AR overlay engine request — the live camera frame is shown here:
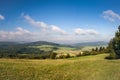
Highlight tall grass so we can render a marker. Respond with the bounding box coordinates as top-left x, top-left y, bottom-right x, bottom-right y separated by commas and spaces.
0, 54, 120, 80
